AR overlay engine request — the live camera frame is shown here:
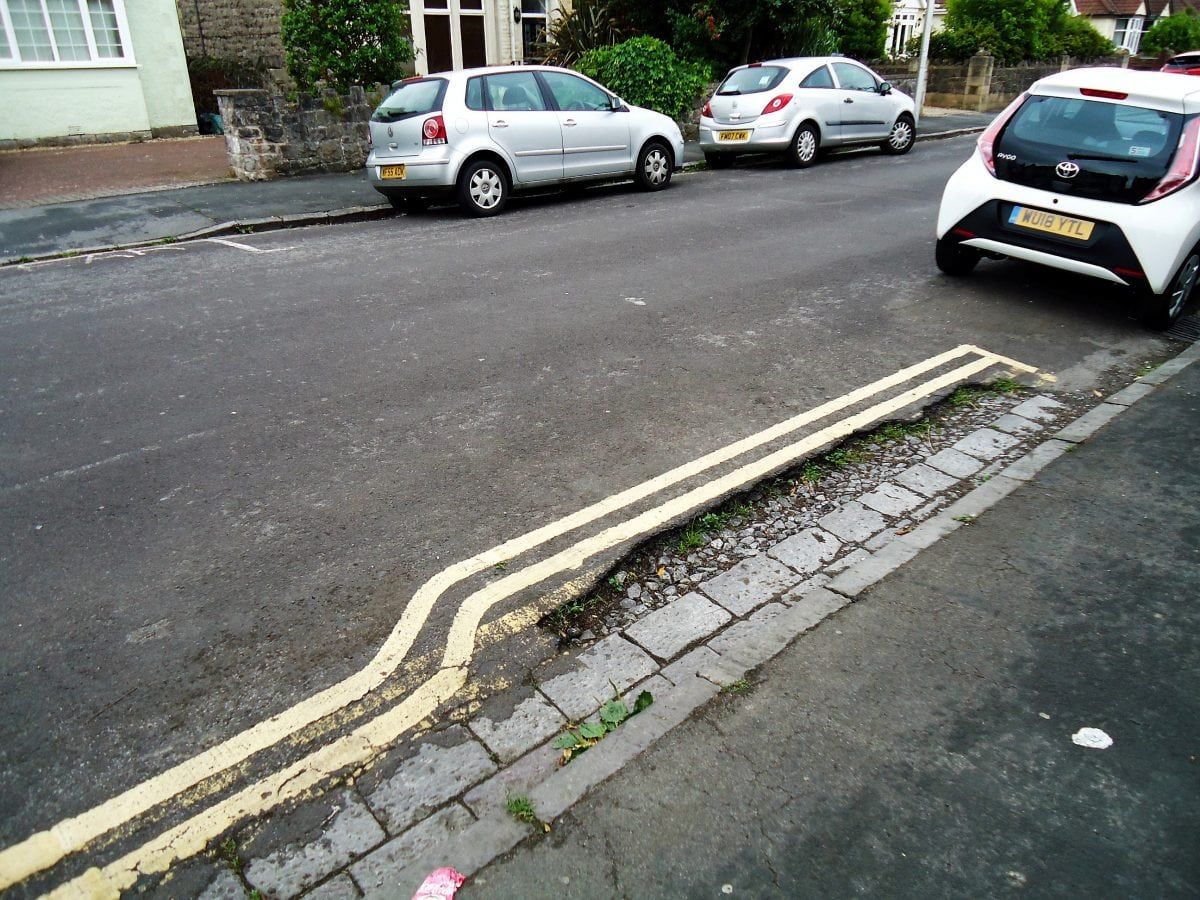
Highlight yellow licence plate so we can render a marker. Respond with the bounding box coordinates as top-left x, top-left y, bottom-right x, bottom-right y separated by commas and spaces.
1008, 205, 1094, 241
380, 164, 407, 180
719, 130, 751, 142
